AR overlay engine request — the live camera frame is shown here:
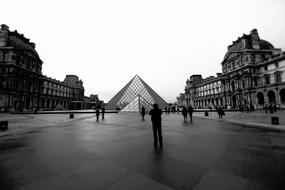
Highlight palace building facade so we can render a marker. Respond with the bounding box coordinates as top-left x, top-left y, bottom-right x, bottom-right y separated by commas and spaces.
185, 74, 223, 108
0, 24, 84, 112
185, 29, 285, 109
